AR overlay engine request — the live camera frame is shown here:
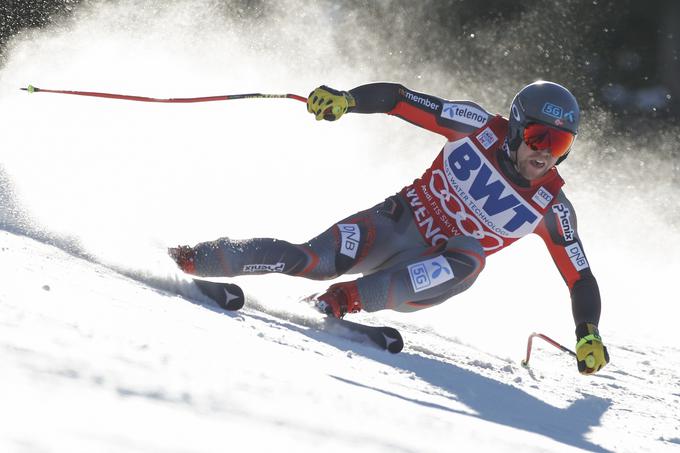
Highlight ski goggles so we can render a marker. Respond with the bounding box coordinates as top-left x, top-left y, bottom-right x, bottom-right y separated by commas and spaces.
523, 122, 576, 158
